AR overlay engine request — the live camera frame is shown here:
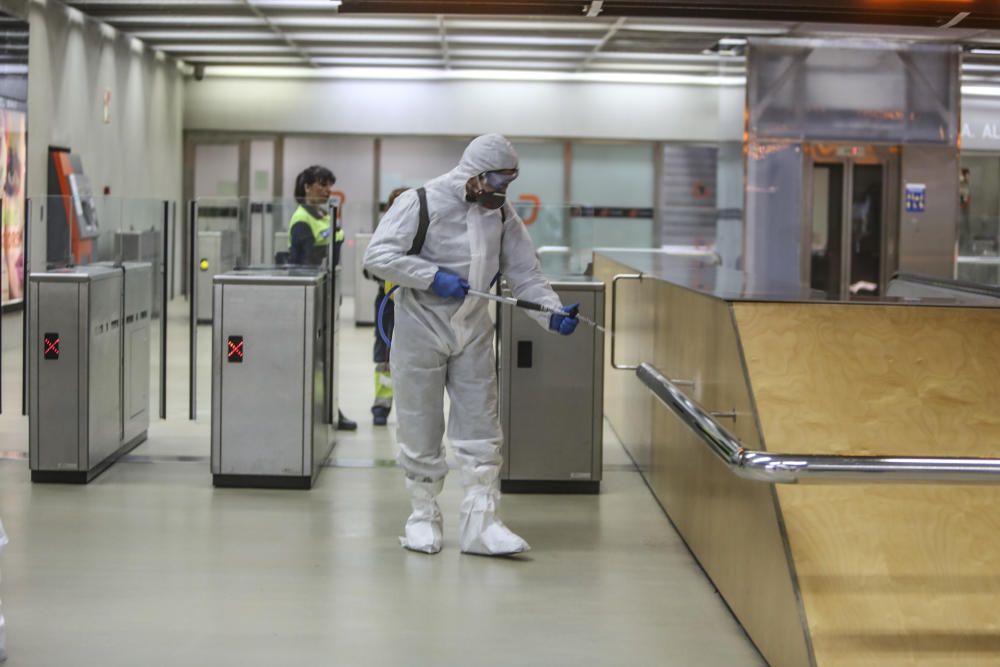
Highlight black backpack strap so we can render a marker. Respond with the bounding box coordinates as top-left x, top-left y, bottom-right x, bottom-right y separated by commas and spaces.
407, 187, 430, 256
406, 188, 505, 256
